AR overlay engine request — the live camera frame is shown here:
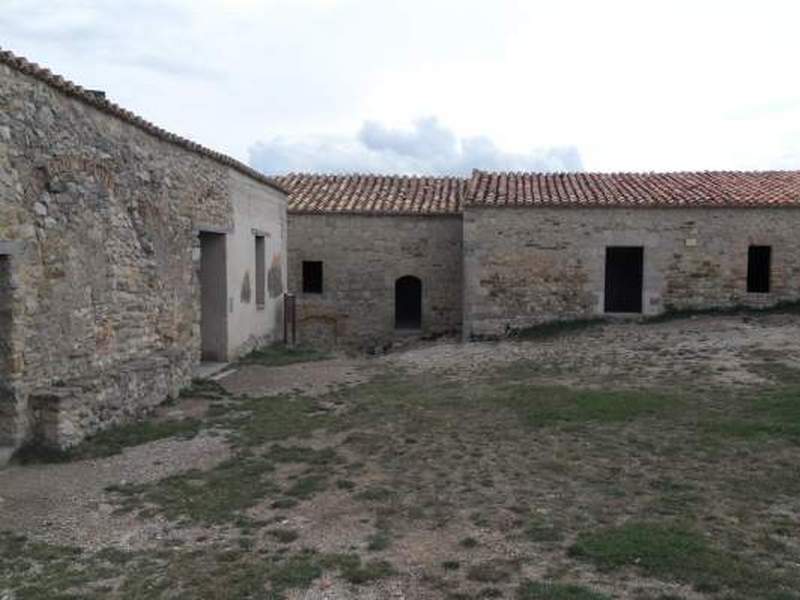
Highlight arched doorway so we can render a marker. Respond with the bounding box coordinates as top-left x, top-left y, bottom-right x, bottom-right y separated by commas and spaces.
395, 276, 422, 330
